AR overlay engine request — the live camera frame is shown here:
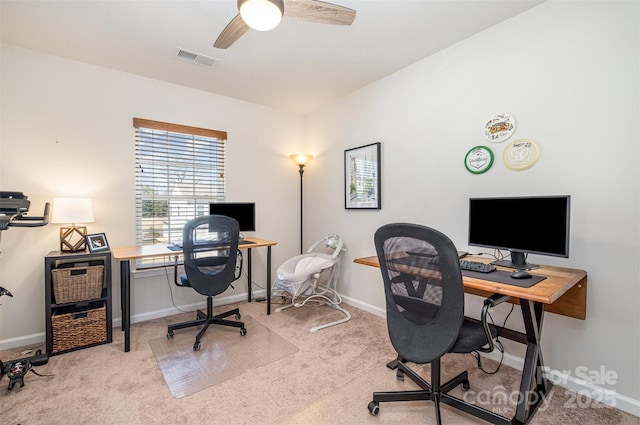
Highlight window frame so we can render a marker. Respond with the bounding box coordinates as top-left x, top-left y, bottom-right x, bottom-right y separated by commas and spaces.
133, 118, 227, 268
